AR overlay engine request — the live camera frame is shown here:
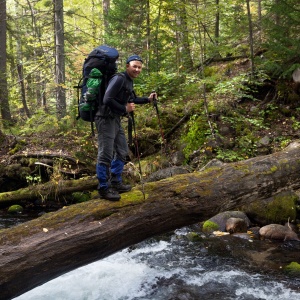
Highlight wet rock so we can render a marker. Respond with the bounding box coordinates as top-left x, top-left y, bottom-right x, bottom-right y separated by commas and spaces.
203, 211, 251, 233
226, 217, 248, 233
259, 224, 300, 241
145, 166, 190, 182
199, 158, 224, 172
241, 190, 298, 225
231, 232, 253, 240
248, 226, 261, 238
171, 151, 185, 166
258, 135, 271, 147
